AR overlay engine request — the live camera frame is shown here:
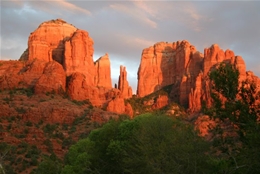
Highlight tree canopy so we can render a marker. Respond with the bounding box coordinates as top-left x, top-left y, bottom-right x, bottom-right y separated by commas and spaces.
61, 114, 213, 174
206, 62, 260, 173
